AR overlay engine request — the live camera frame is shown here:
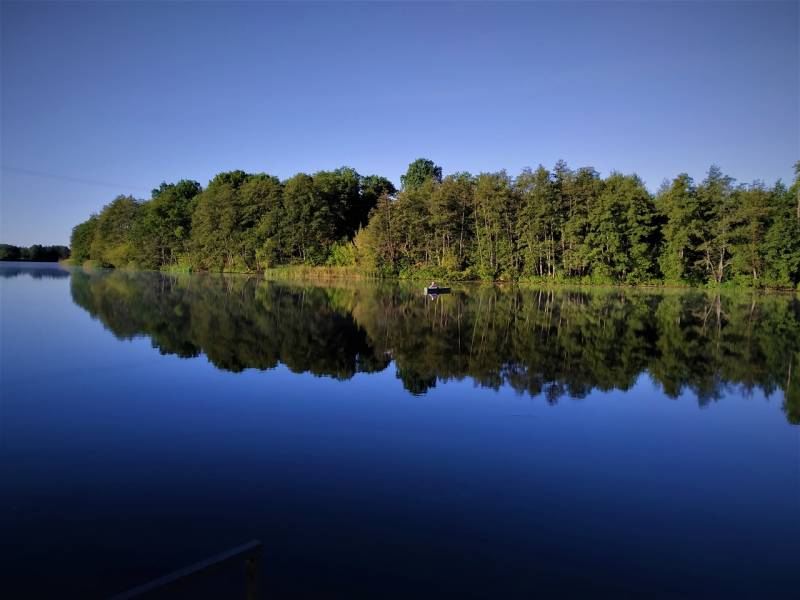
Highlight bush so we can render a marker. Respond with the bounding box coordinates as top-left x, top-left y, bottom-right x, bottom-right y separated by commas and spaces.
326, 241, 357, 267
